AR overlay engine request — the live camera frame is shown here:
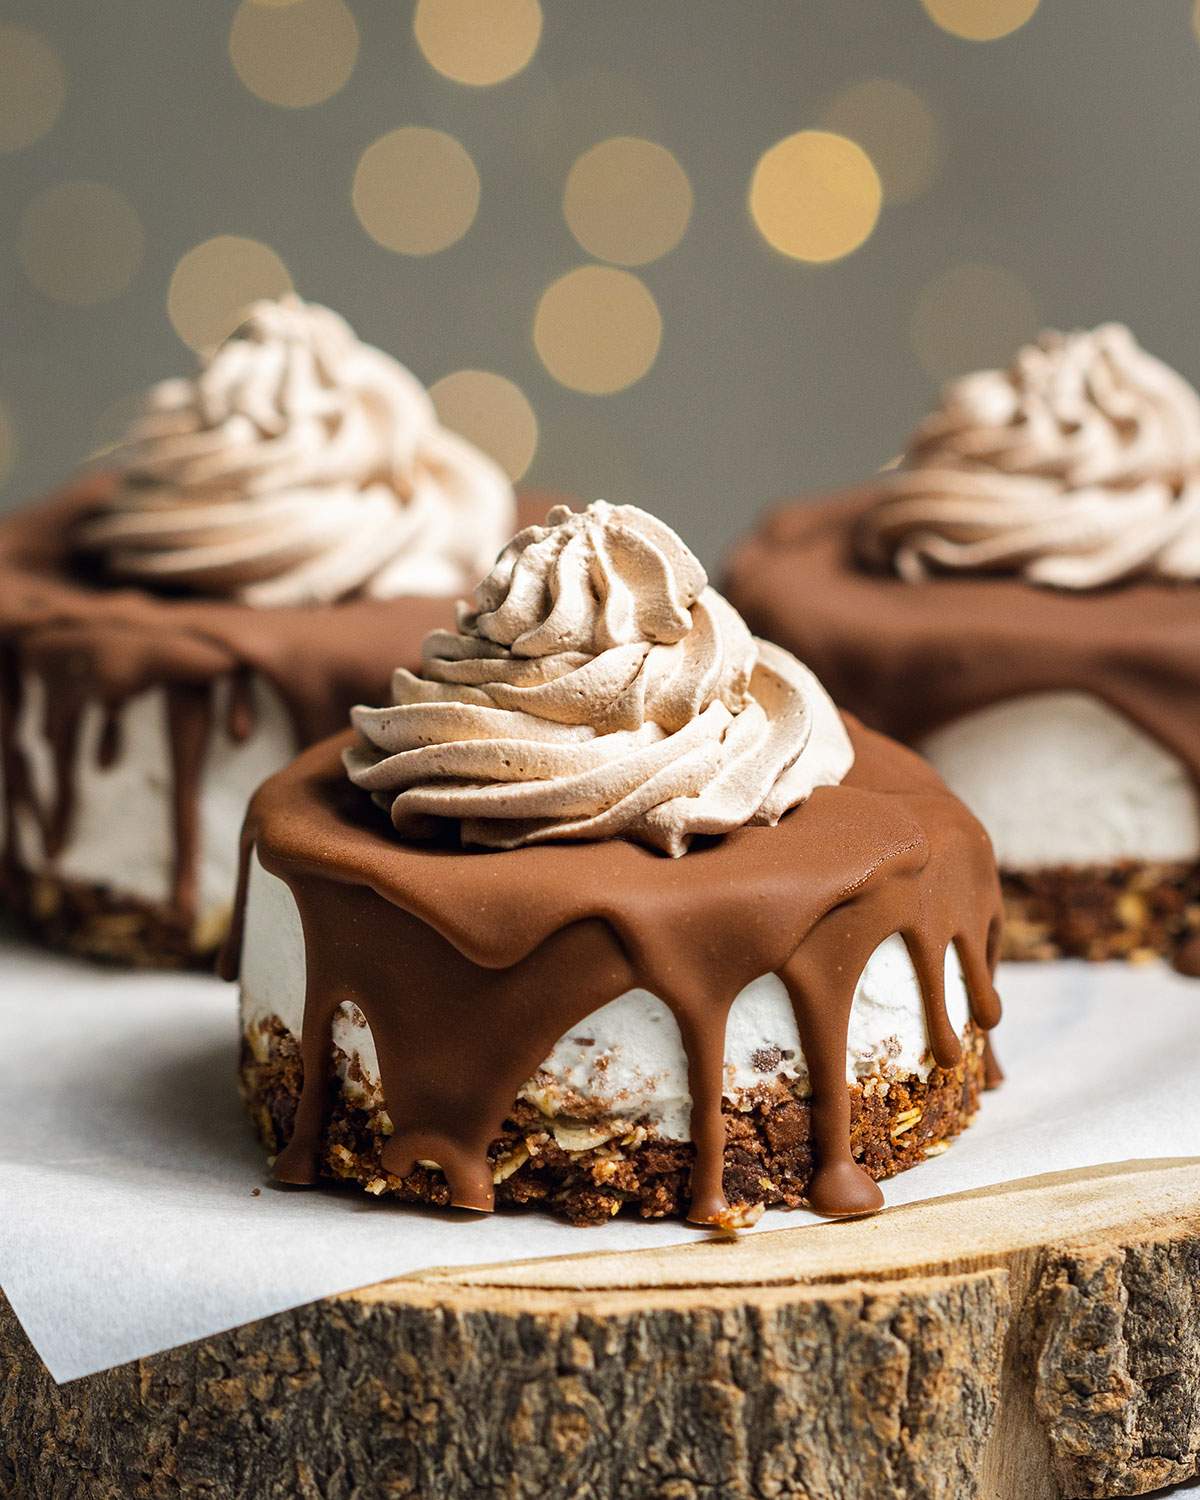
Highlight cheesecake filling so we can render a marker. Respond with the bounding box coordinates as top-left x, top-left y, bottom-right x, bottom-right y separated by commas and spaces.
240, 852, 973, 1142
917, 692, 1200, 871
3, 673, 294, 932
226, 501, 1003, 1225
